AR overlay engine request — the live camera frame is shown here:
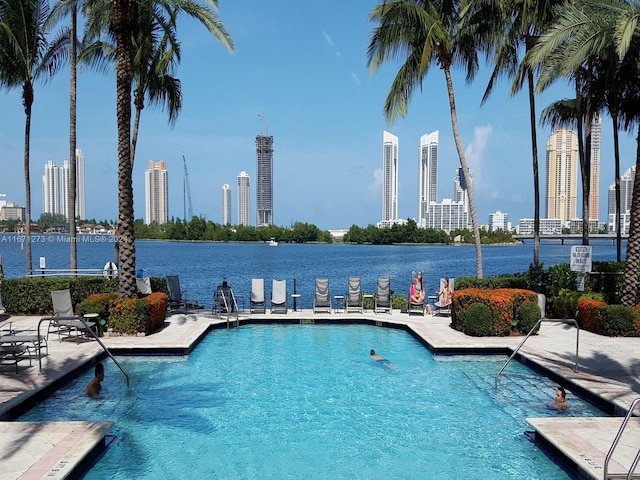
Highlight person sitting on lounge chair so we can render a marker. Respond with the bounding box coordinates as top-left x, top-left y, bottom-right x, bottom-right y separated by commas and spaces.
435, 278, 453, 307
410, 271, 425, 304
